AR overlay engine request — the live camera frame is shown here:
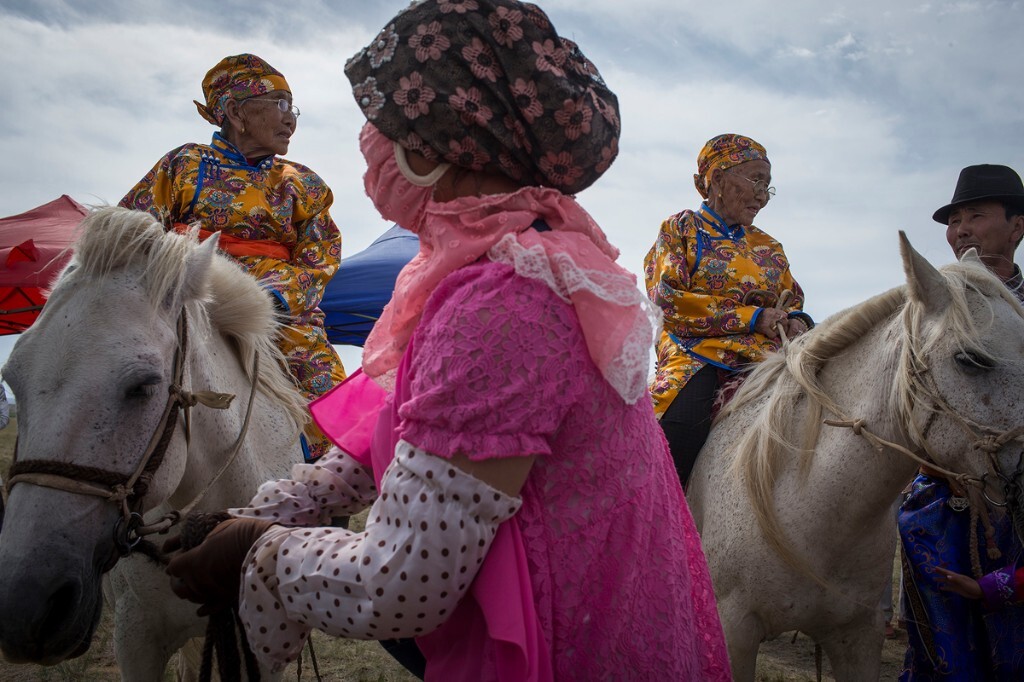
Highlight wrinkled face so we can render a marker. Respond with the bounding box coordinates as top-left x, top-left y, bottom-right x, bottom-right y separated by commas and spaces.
236, 89, 297, 157
946, 200, 1023, 268
710, 159, 772, 227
